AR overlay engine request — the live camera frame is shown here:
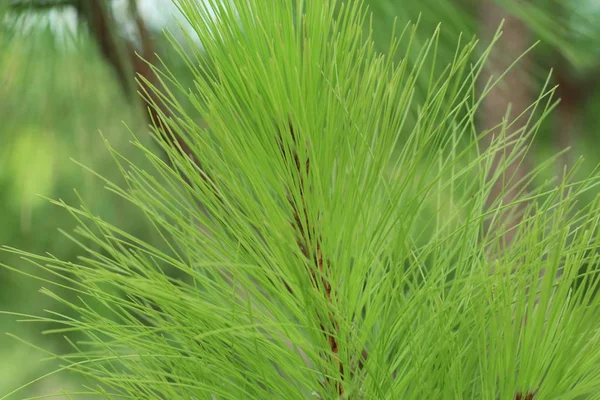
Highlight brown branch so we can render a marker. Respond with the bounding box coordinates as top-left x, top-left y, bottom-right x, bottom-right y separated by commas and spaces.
280, 122, 347, 395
